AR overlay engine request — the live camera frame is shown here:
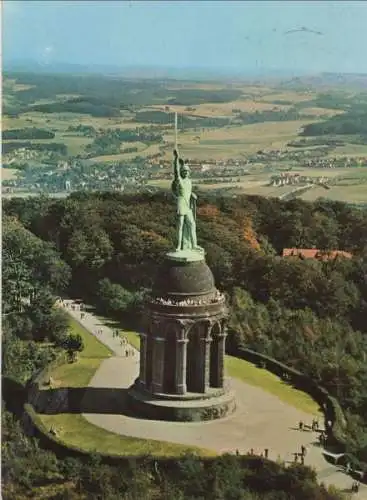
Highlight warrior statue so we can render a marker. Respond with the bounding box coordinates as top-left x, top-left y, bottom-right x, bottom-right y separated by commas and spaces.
171, 148, 200, 252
